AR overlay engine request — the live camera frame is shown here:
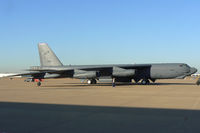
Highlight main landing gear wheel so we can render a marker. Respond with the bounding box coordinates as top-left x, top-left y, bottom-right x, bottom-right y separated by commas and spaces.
141, 79, 150, 85
87, 79, 97, 84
